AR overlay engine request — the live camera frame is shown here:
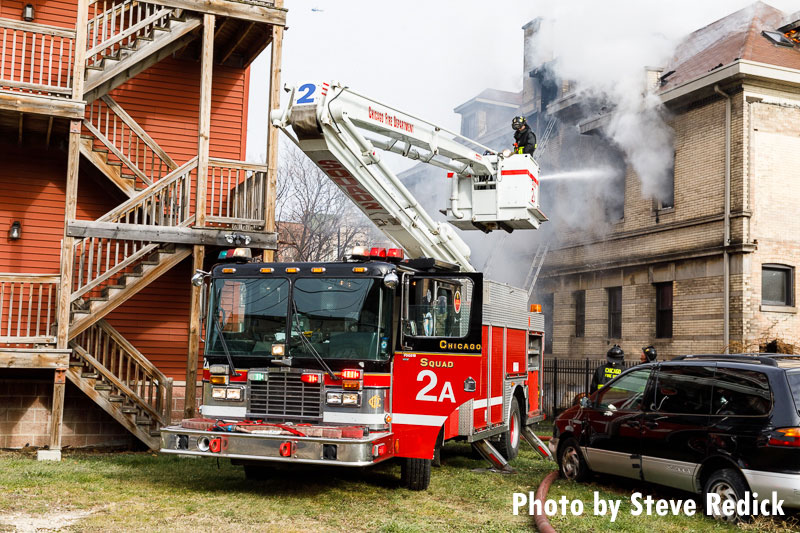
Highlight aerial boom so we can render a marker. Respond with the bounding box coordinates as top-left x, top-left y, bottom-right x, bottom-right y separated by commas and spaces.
271, 82, 547, 271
